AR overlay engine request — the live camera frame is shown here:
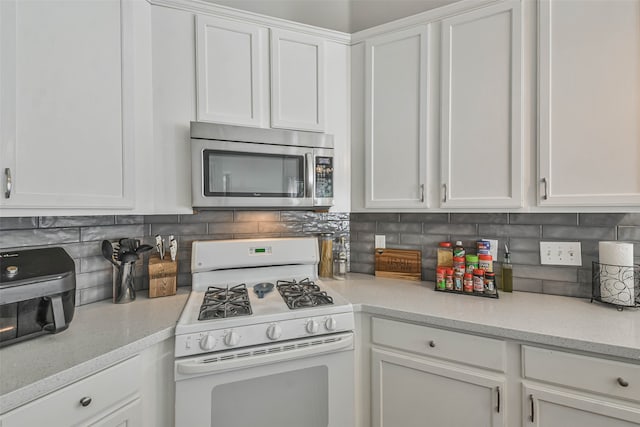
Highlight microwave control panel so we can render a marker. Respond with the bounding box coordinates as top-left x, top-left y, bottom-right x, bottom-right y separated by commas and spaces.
315, 157, 333, 198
